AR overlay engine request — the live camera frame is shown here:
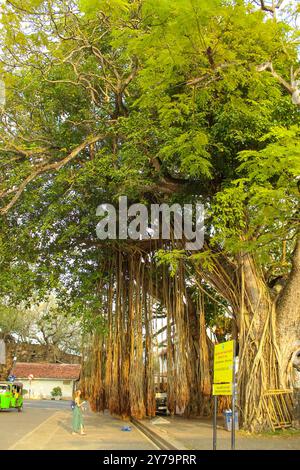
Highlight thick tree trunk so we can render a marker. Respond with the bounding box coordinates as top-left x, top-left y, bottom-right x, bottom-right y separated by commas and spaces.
145, 267, 213, 417
185, 296, 212, 416
237, 253, 278, 431
238, 238, 300, 430
276, 237, 300, 386
82, 238, 299, 428
194, 241, 299, 430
